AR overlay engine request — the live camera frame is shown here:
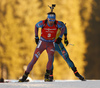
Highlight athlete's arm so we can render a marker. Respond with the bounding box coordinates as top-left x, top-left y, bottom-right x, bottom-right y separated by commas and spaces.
64, 26, 69, 46
57, 21, 66, 38
35, 21, 43, 37
55, 21, 65, 44
35, 21, 43, 44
